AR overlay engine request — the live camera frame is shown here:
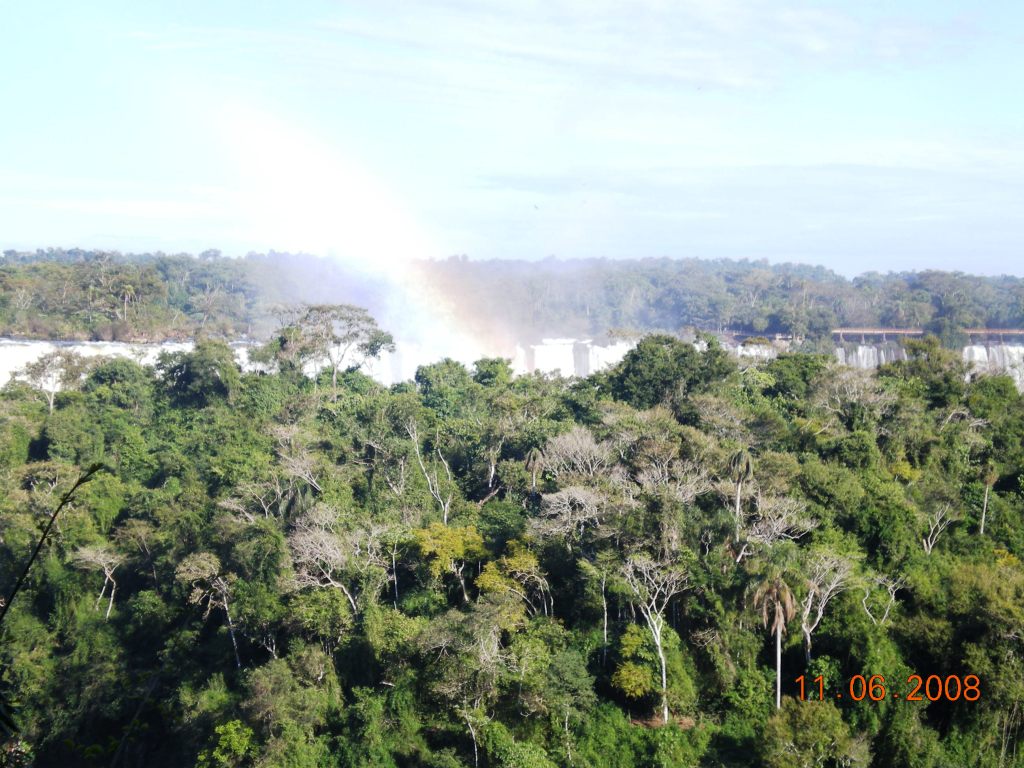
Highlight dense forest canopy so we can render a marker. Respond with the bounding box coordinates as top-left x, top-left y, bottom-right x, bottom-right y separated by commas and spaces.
2, 249, 1023, 346
1, 311, 1023, 766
